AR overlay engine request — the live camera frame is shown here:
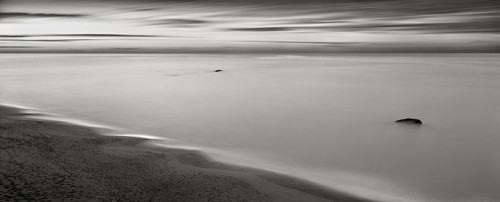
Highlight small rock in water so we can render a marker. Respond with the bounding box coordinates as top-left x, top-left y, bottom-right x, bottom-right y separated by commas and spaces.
214, 69, 222, 72
395, 118, 422, 124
